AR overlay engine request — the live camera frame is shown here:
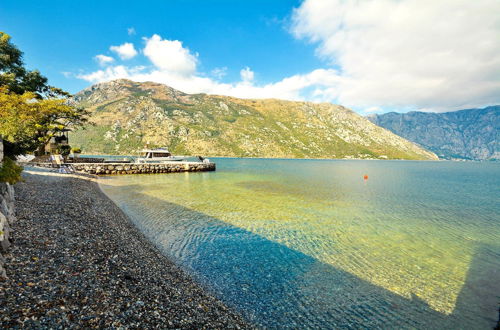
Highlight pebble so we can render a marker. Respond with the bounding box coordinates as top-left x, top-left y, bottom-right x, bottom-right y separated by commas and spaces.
0, 170, 251, 328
